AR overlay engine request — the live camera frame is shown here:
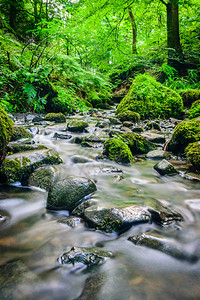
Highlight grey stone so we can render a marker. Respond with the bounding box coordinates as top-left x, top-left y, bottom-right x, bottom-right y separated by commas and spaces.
57, 246, 114, 269
47, 176, 97, 211
154, 159, 178, 176
71, 155, 95, 164
141, 132, 165, 144
0, 149, 62, 184
84, 206, 151, 233
146, 150, 171, 160
128, 232, 198, 263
